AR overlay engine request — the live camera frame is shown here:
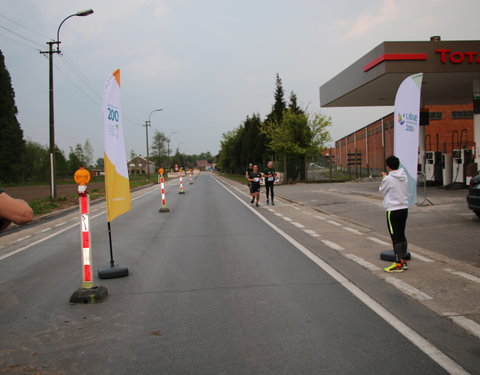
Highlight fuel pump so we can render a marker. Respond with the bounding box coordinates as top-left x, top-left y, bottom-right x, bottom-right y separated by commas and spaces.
442, 153, 452, 186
